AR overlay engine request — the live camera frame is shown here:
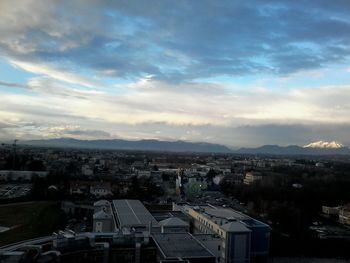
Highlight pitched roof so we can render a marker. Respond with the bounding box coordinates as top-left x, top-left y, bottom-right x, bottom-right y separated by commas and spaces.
159, 217, 188, 227
94, 200, 110, 206
221, 221, 251, 233
93, 210, 112, 219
